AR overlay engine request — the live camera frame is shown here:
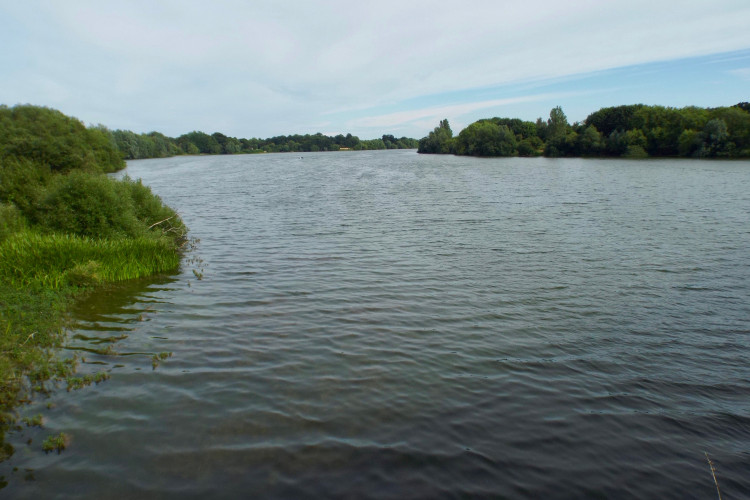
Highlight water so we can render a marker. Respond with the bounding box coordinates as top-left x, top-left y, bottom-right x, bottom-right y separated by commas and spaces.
3, 150, 750, 498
